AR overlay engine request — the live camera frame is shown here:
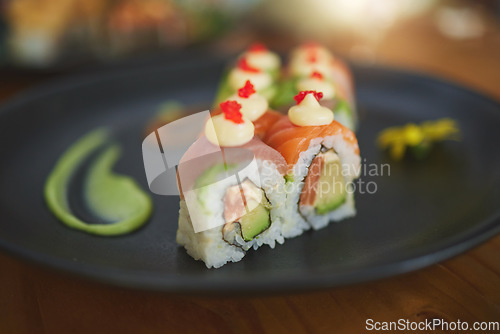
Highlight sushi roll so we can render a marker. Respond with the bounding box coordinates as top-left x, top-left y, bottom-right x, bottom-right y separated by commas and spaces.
214, 43, 281, 105
176, 100, 287, 268
264, 90, 361, 235
272, 43, 357, 131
